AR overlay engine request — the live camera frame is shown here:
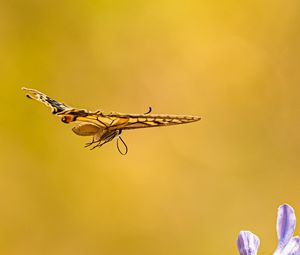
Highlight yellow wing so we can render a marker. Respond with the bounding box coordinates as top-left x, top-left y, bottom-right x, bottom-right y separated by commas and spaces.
68, 111, 201, 130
